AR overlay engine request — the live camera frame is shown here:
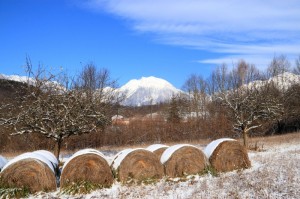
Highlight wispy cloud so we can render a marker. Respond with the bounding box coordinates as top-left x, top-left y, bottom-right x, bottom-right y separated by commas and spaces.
80, 0, 300, 66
